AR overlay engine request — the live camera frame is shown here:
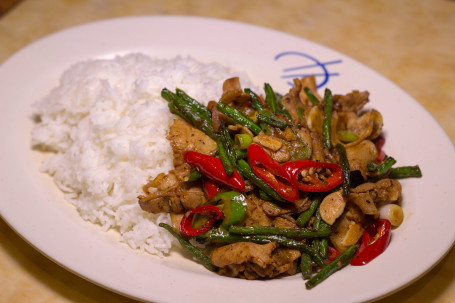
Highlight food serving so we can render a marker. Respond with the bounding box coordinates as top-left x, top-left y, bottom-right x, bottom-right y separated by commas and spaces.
137, 75, 422, 287
31, 53, 421, 289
